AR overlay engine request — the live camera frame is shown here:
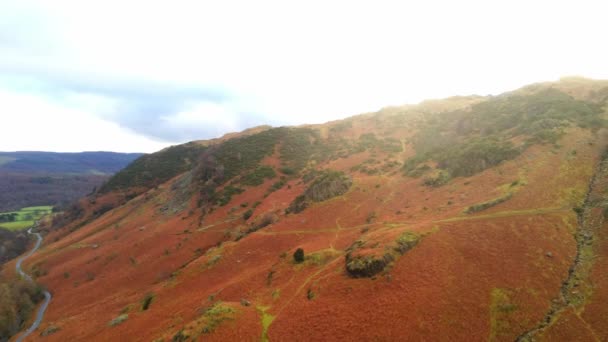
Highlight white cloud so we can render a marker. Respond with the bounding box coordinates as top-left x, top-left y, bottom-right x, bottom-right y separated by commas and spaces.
0, 91, 169, 153
1, 0, 608, 152
161, 102, 241, 137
